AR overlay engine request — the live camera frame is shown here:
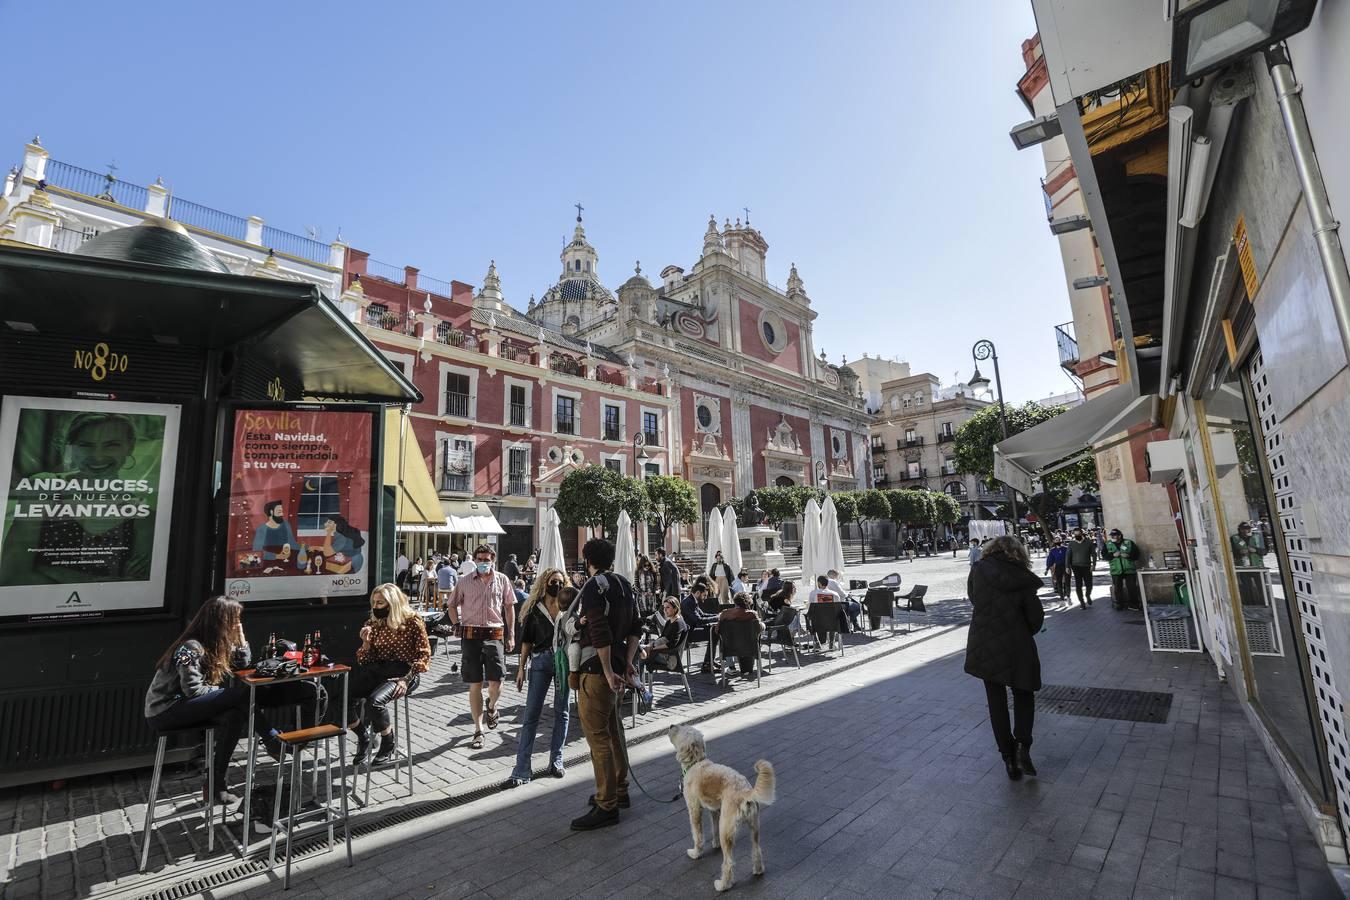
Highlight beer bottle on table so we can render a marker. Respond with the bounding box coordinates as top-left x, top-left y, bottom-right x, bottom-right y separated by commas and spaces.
301, 633, 314, 667
266, 632, 277, 658
312, 630, 323, 666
